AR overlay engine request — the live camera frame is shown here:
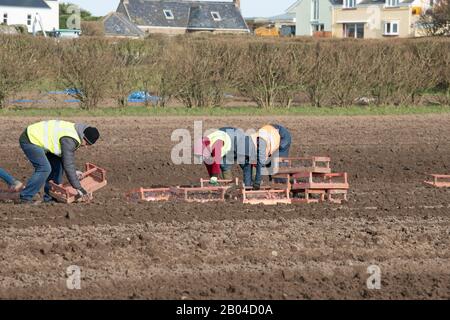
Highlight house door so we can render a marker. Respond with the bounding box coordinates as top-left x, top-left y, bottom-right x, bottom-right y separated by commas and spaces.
313, 24, 325, 32
343, 23, 364, 39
